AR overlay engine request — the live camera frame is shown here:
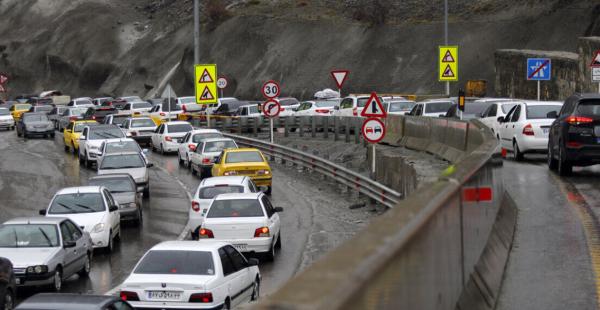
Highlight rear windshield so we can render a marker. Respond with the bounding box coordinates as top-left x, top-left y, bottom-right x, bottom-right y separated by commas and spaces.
49, 193, 105, 214
577, 100, 600, 116
35, 106, 53, 112
131, 118, 156, 128
425, 102, 452, 113
199, 185, 244, 199
179, 97, 196, 104
24, 114, 48, 122
108, 115, 128, 124
89, 127, 125, 139
204, 140, 237, 153
526, 105, 562, 119
0, 108, 9, 115
192, 132, 224, 143
315, 101, 337, 108
100, 154, 145, 169
168, 123, 193, 133
16, 104, 31, 110
134, 250, 215, 276
88, 178, 135, 193
388, 101, 415, 112
464, 102, 492, 114
105, 141, 140, 154
225, 151, 263, 163
76, 99, 93, 106
132, 102, 152, 109
207, 199, 264, 218
70, 108, 88, 116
